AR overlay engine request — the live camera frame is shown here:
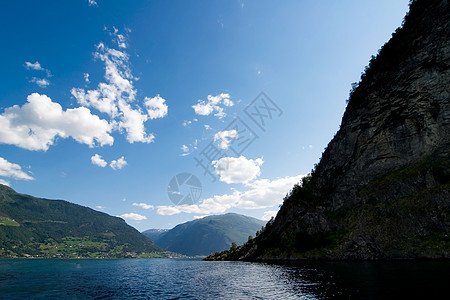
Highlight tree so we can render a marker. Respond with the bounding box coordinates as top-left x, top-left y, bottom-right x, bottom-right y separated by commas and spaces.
230, 242, 237, 251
